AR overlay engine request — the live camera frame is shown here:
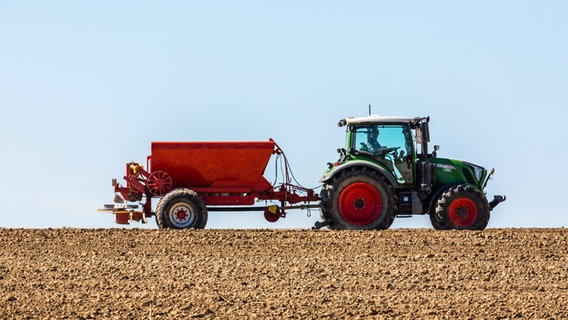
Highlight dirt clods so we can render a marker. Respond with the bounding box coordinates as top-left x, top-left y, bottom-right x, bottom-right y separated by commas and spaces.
1, 228, 567, 319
